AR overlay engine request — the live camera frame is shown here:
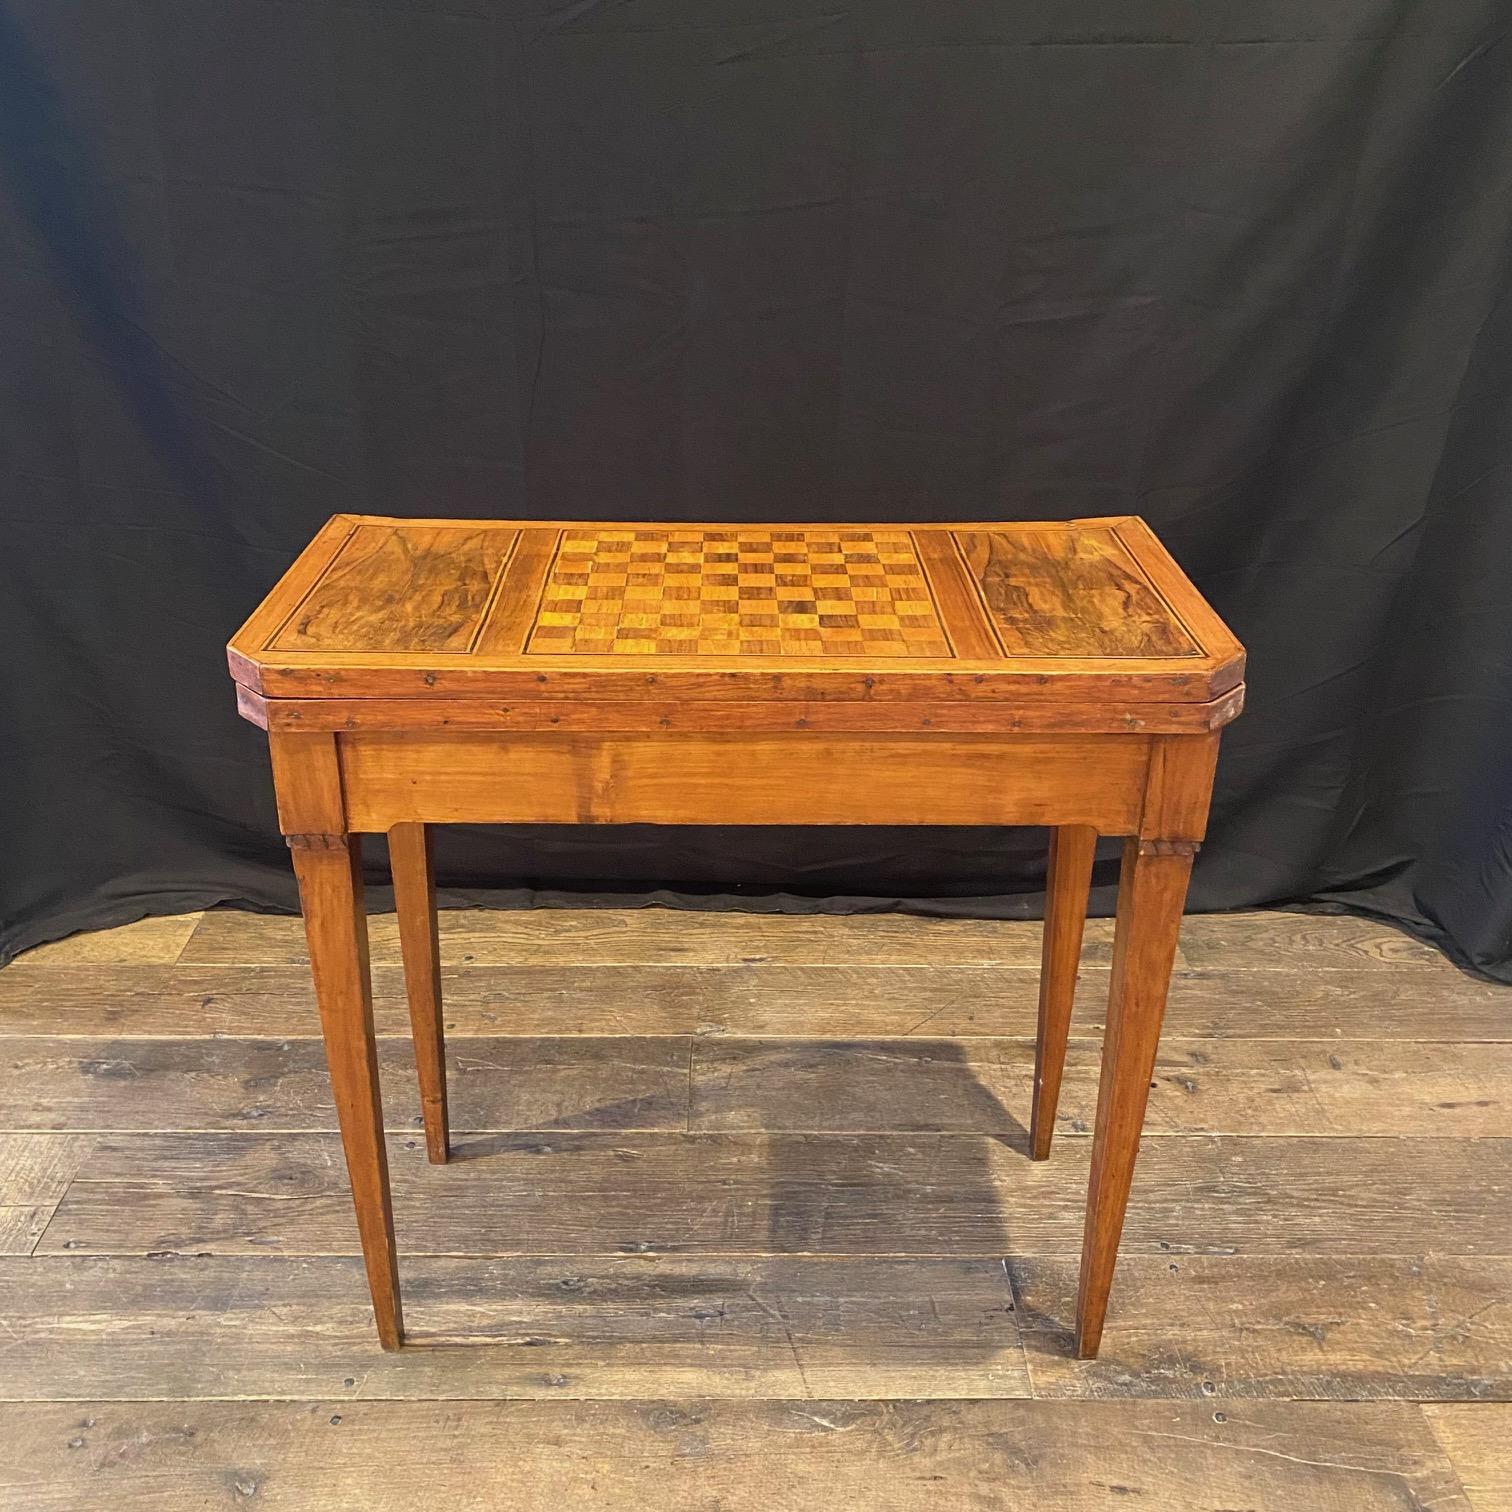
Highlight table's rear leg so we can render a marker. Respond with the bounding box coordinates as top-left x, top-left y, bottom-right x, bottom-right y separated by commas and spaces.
1074, 836, 1193, 1359
389, 822, 449, 1164
291, 833, 405, 1350
1031, 824, 1097, 1160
